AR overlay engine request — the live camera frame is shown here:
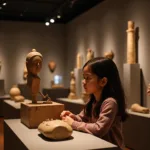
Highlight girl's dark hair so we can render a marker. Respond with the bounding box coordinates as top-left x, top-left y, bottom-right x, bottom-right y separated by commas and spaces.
83, 57, 128, 122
